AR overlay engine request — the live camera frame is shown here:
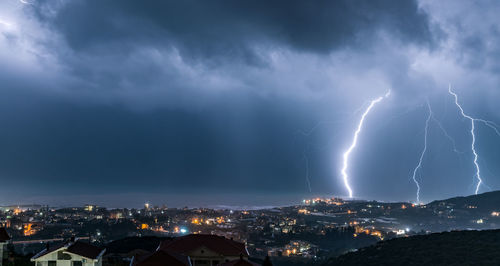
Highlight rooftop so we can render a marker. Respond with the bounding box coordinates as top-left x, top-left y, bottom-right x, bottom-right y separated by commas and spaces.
159, 234, 248, 257
32, 240, 105, 260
